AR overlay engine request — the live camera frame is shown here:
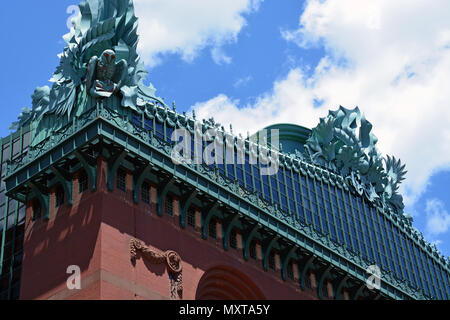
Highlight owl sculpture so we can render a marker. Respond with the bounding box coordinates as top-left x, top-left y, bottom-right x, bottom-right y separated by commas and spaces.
10, 0, 166, 127
86, 49, 128, 98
